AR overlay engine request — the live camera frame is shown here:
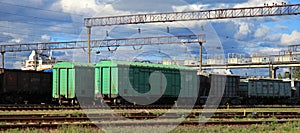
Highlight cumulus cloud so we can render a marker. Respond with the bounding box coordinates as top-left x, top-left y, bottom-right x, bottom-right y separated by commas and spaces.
254, 26, 271, 38
280, 30, 300, 46
2, 32, 24, 43
265, 34, 281, 42
234, 0, 289, 7
248, 47, 281, 56
112, 0, 188, 13
275, 25, 289, 30
53, 0, 98, 15
172, 4, 209, 12
41, 34, 51, 41
10, 38, 23, 43
52, 0, 132, 17
233, 21, 254, 39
